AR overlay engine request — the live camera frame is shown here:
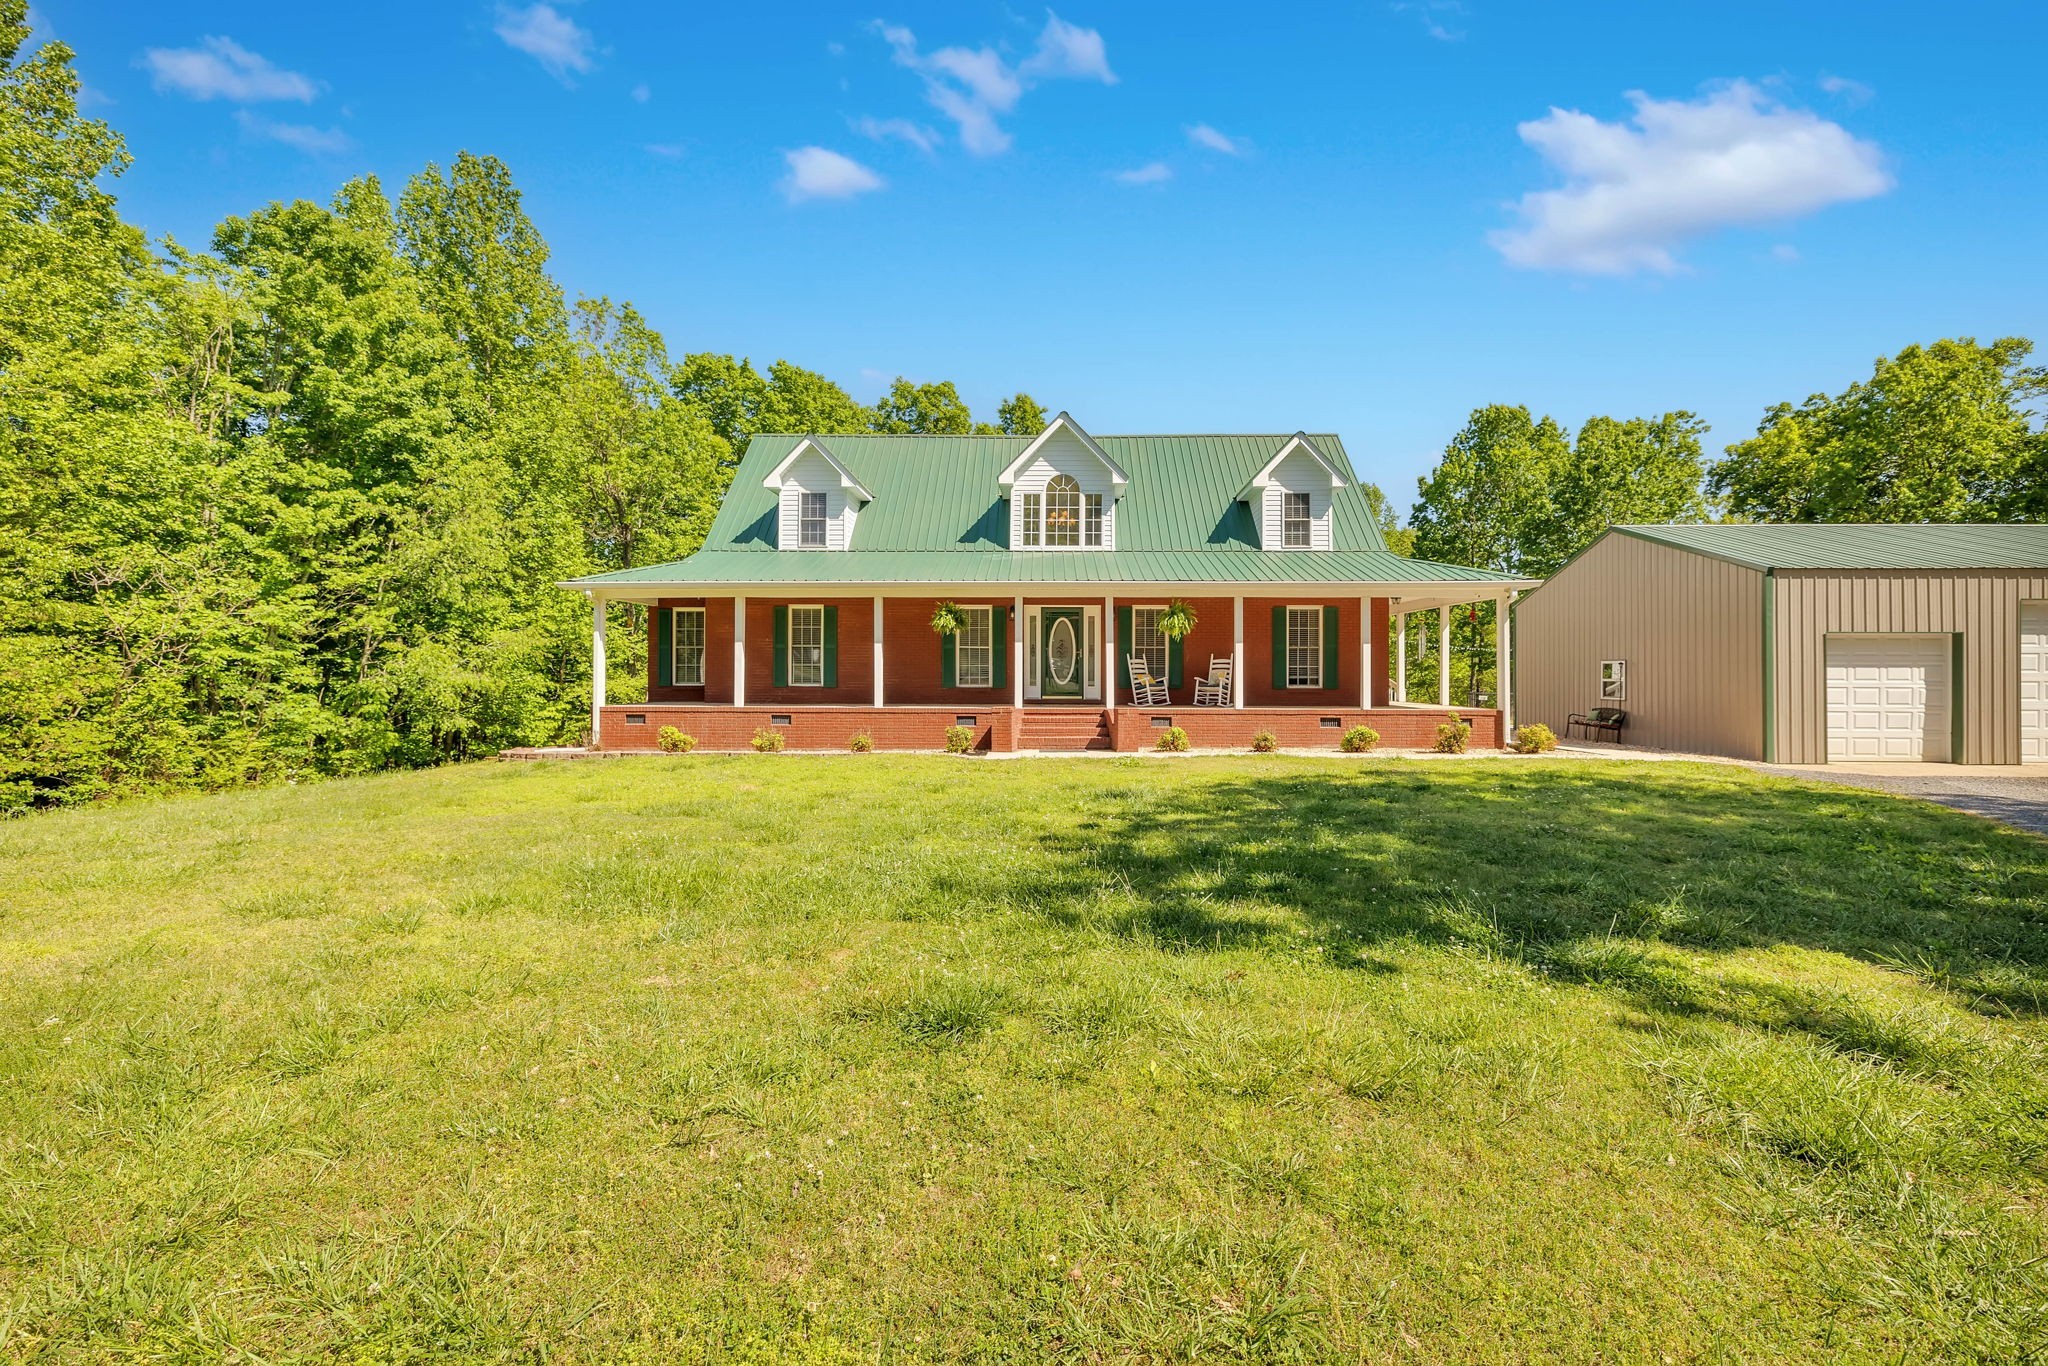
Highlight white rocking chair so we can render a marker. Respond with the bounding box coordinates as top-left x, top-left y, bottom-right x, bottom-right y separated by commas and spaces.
1192, 655, 1232, 706
1126, 654, 1169, 706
